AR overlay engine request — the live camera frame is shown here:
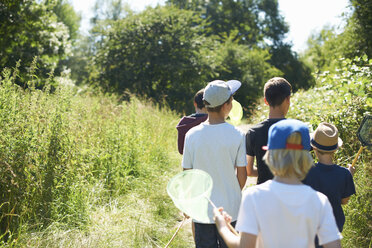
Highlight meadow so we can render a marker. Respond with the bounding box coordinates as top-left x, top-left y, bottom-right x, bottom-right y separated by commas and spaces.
0, 56, 371, 247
